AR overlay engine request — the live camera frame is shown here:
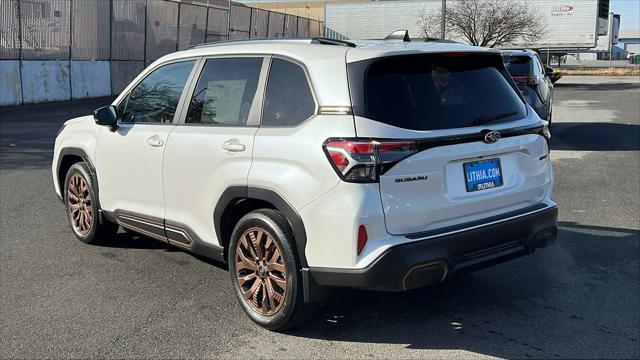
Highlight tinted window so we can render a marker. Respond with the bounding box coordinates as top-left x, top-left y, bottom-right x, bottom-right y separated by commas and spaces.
186, 58, 262, 126
348, 54, 526, 131
503, 55, 532, 75
262, 59, 315, 127
122, 60, 195, 123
